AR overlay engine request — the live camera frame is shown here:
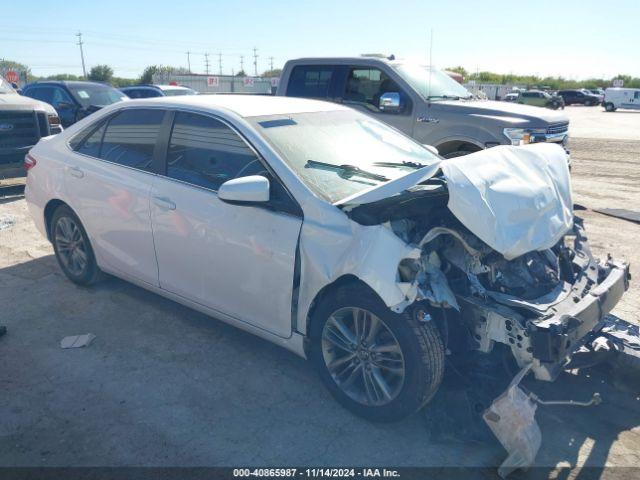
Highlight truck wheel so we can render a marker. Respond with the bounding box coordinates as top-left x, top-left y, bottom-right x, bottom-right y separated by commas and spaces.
308, 284, 444, 422
550, 101, 559, 110
50, 205, 102, 286
605, 103, 616, 112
